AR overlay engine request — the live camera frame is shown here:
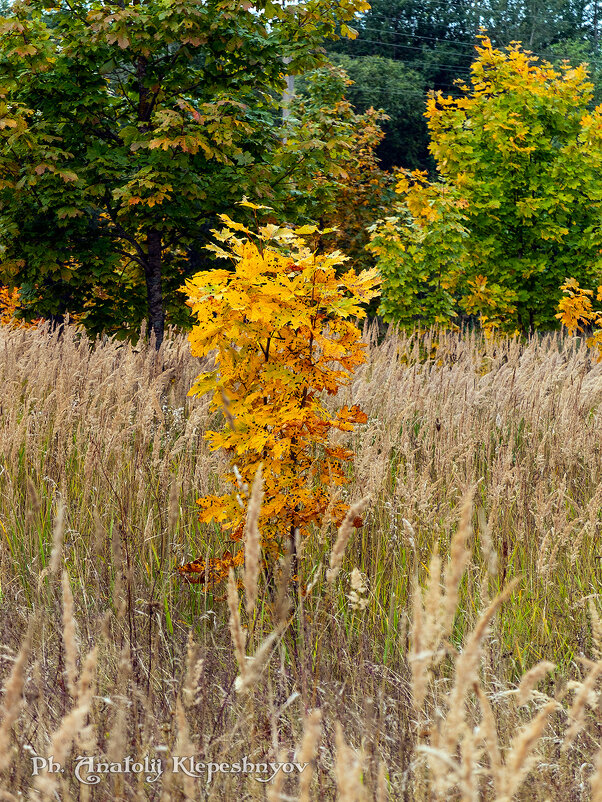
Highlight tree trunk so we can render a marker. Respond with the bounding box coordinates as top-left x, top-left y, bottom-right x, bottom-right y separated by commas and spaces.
144, 229, 165, 349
